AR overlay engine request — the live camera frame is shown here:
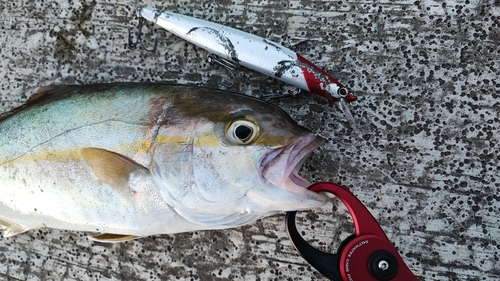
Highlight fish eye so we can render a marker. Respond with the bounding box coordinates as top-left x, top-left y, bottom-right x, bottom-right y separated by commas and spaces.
338, 87, 349, 98
226, 120, 259, 145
